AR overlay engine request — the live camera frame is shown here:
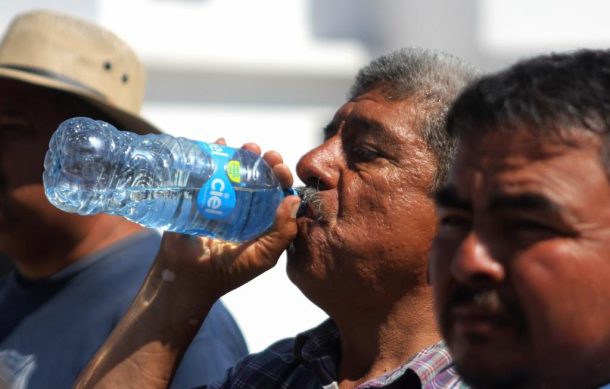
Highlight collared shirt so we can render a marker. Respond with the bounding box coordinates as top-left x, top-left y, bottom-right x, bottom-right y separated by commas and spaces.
203, 319, 467, 388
